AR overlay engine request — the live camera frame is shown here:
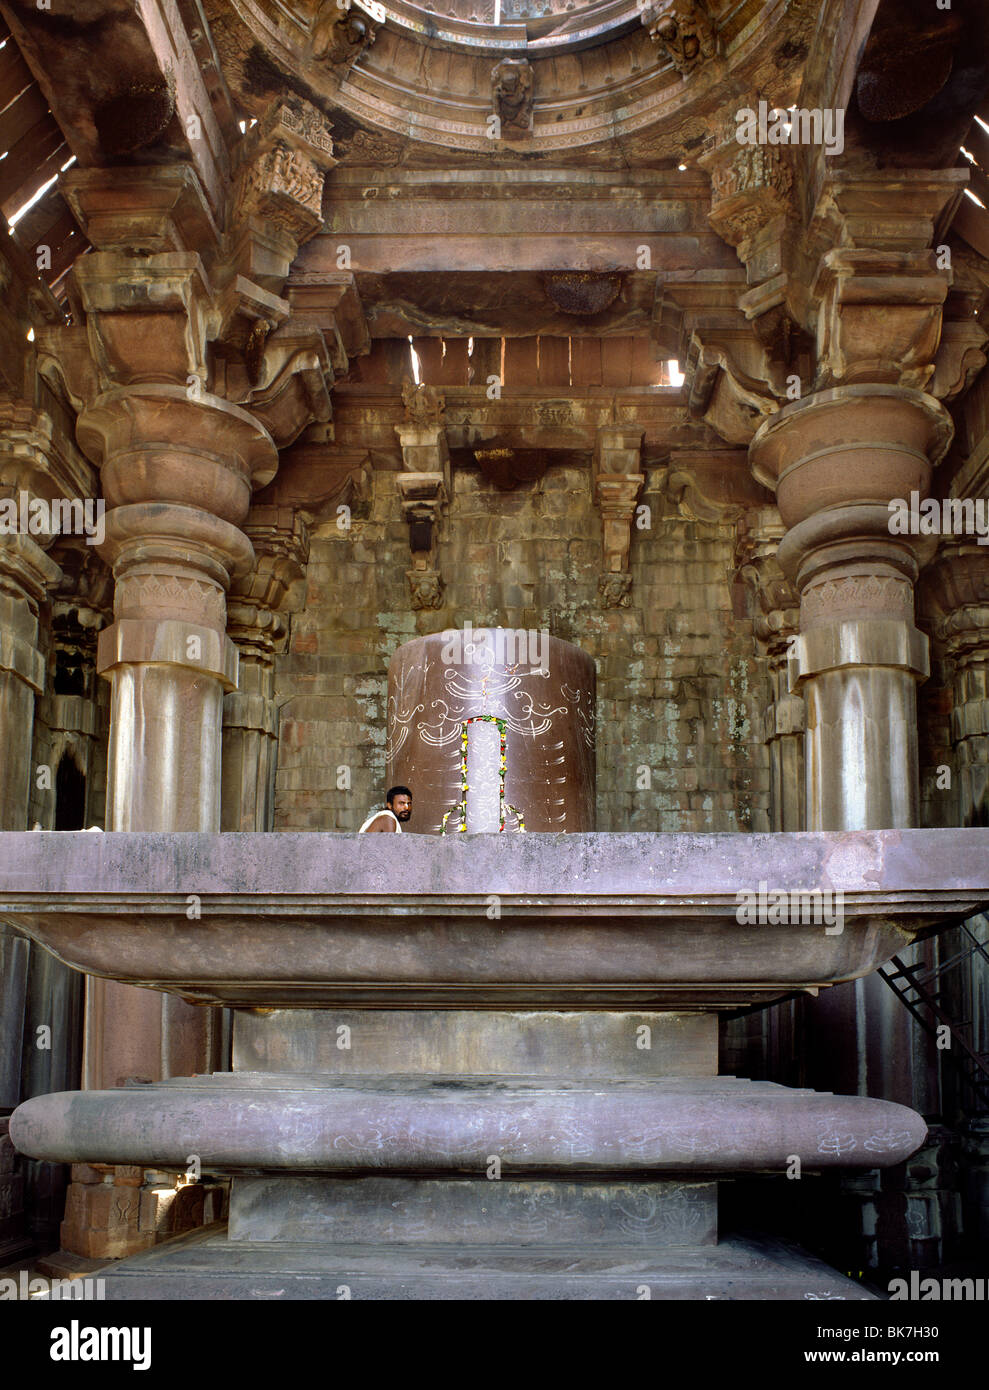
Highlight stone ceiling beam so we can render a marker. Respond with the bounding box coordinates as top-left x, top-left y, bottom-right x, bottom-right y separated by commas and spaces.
0, 0, 230, 218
